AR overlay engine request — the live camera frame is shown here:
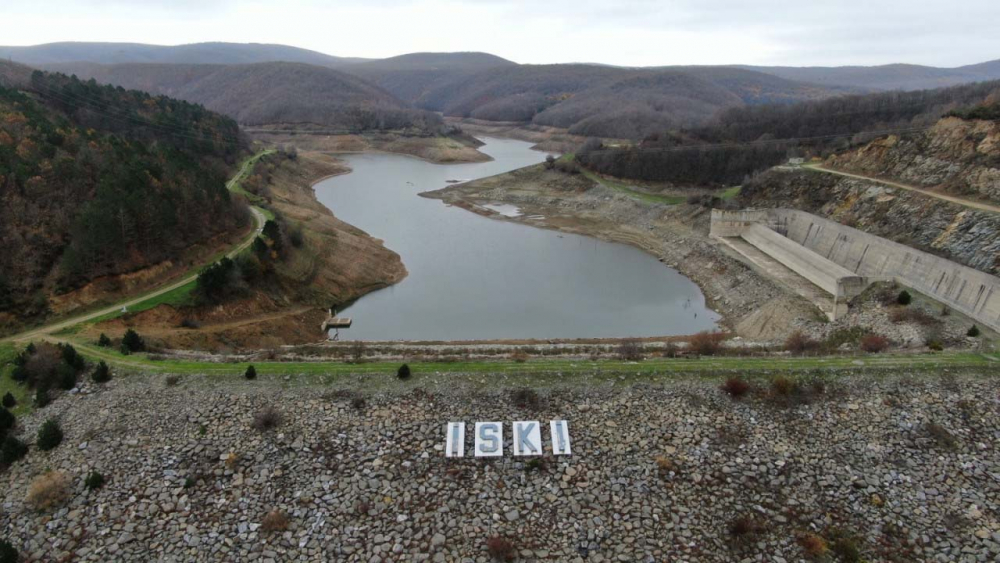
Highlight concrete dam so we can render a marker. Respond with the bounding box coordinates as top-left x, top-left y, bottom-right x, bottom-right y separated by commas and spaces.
711, 208, 1000, 331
